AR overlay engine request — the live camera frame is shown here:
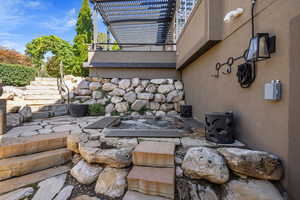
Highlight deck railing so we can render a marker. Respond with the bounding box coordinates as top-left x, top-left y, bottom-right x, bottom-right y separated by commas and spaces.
89, 43, 176, 52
